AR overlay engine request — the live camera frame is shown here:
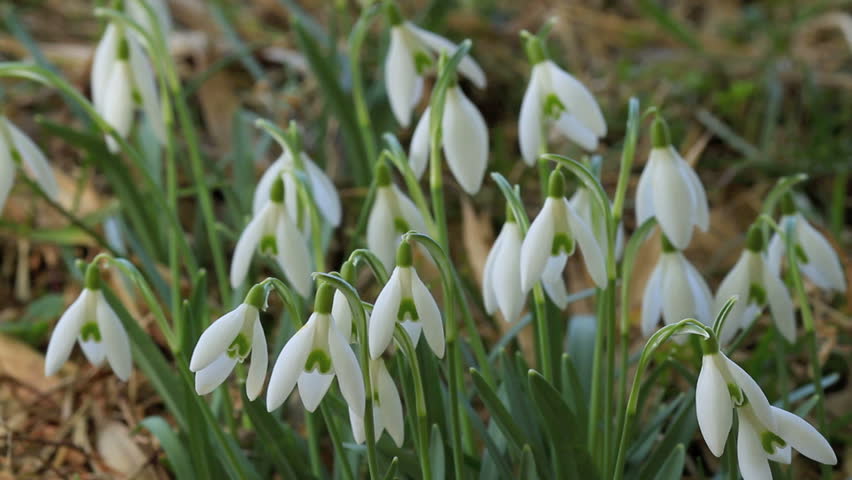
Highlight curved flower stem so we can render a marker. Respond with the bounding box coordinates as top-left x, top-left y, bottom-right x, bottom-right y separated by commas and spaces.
393, 323, 432, 480
348, 4, 381, 167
